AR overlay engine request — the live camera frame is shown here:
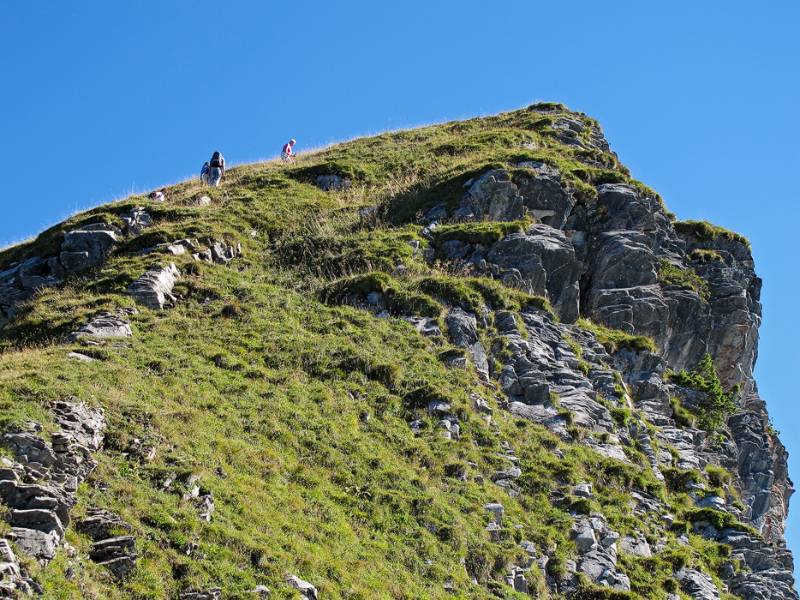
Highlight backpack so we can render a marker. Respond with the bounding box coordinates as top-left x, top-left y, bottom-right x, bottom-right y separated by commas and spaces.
201, 162, 209, 176
210, 152, 223, 168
